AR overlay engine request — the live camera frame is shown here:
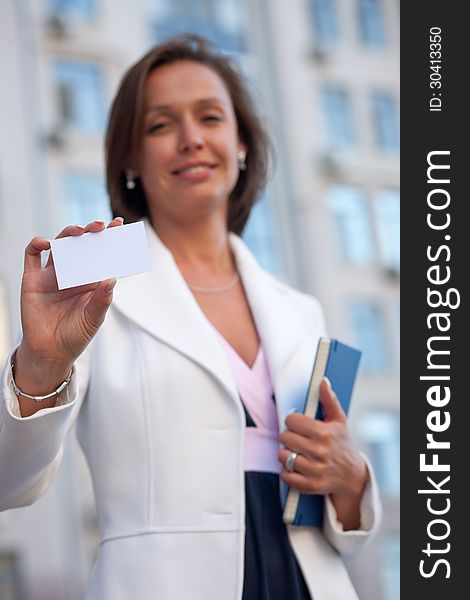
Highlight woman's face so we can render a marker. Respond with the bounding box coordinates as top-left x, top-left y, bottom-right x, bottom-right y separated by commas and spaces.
136, 60, 245, 228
